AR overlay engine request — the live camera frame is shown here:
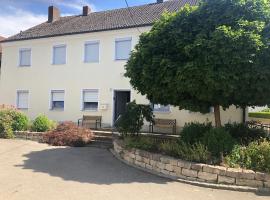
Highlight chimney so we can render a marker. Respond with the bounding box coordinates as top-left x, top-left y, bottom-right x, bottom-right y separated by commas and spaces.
48, 6, 60, 23
82, 6, 91, 16
157, 0, 163, 3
